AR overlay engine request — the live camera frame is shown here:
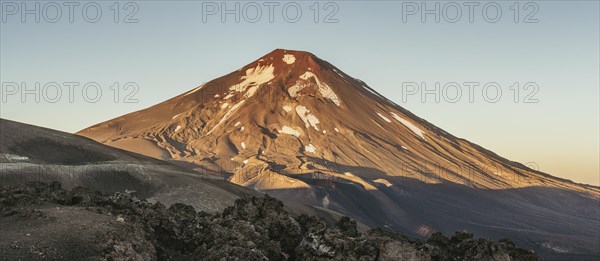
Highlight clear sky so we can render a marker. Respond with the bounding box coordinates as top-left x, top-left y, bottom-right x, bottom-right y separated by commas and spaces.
1, 1, 598, 185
